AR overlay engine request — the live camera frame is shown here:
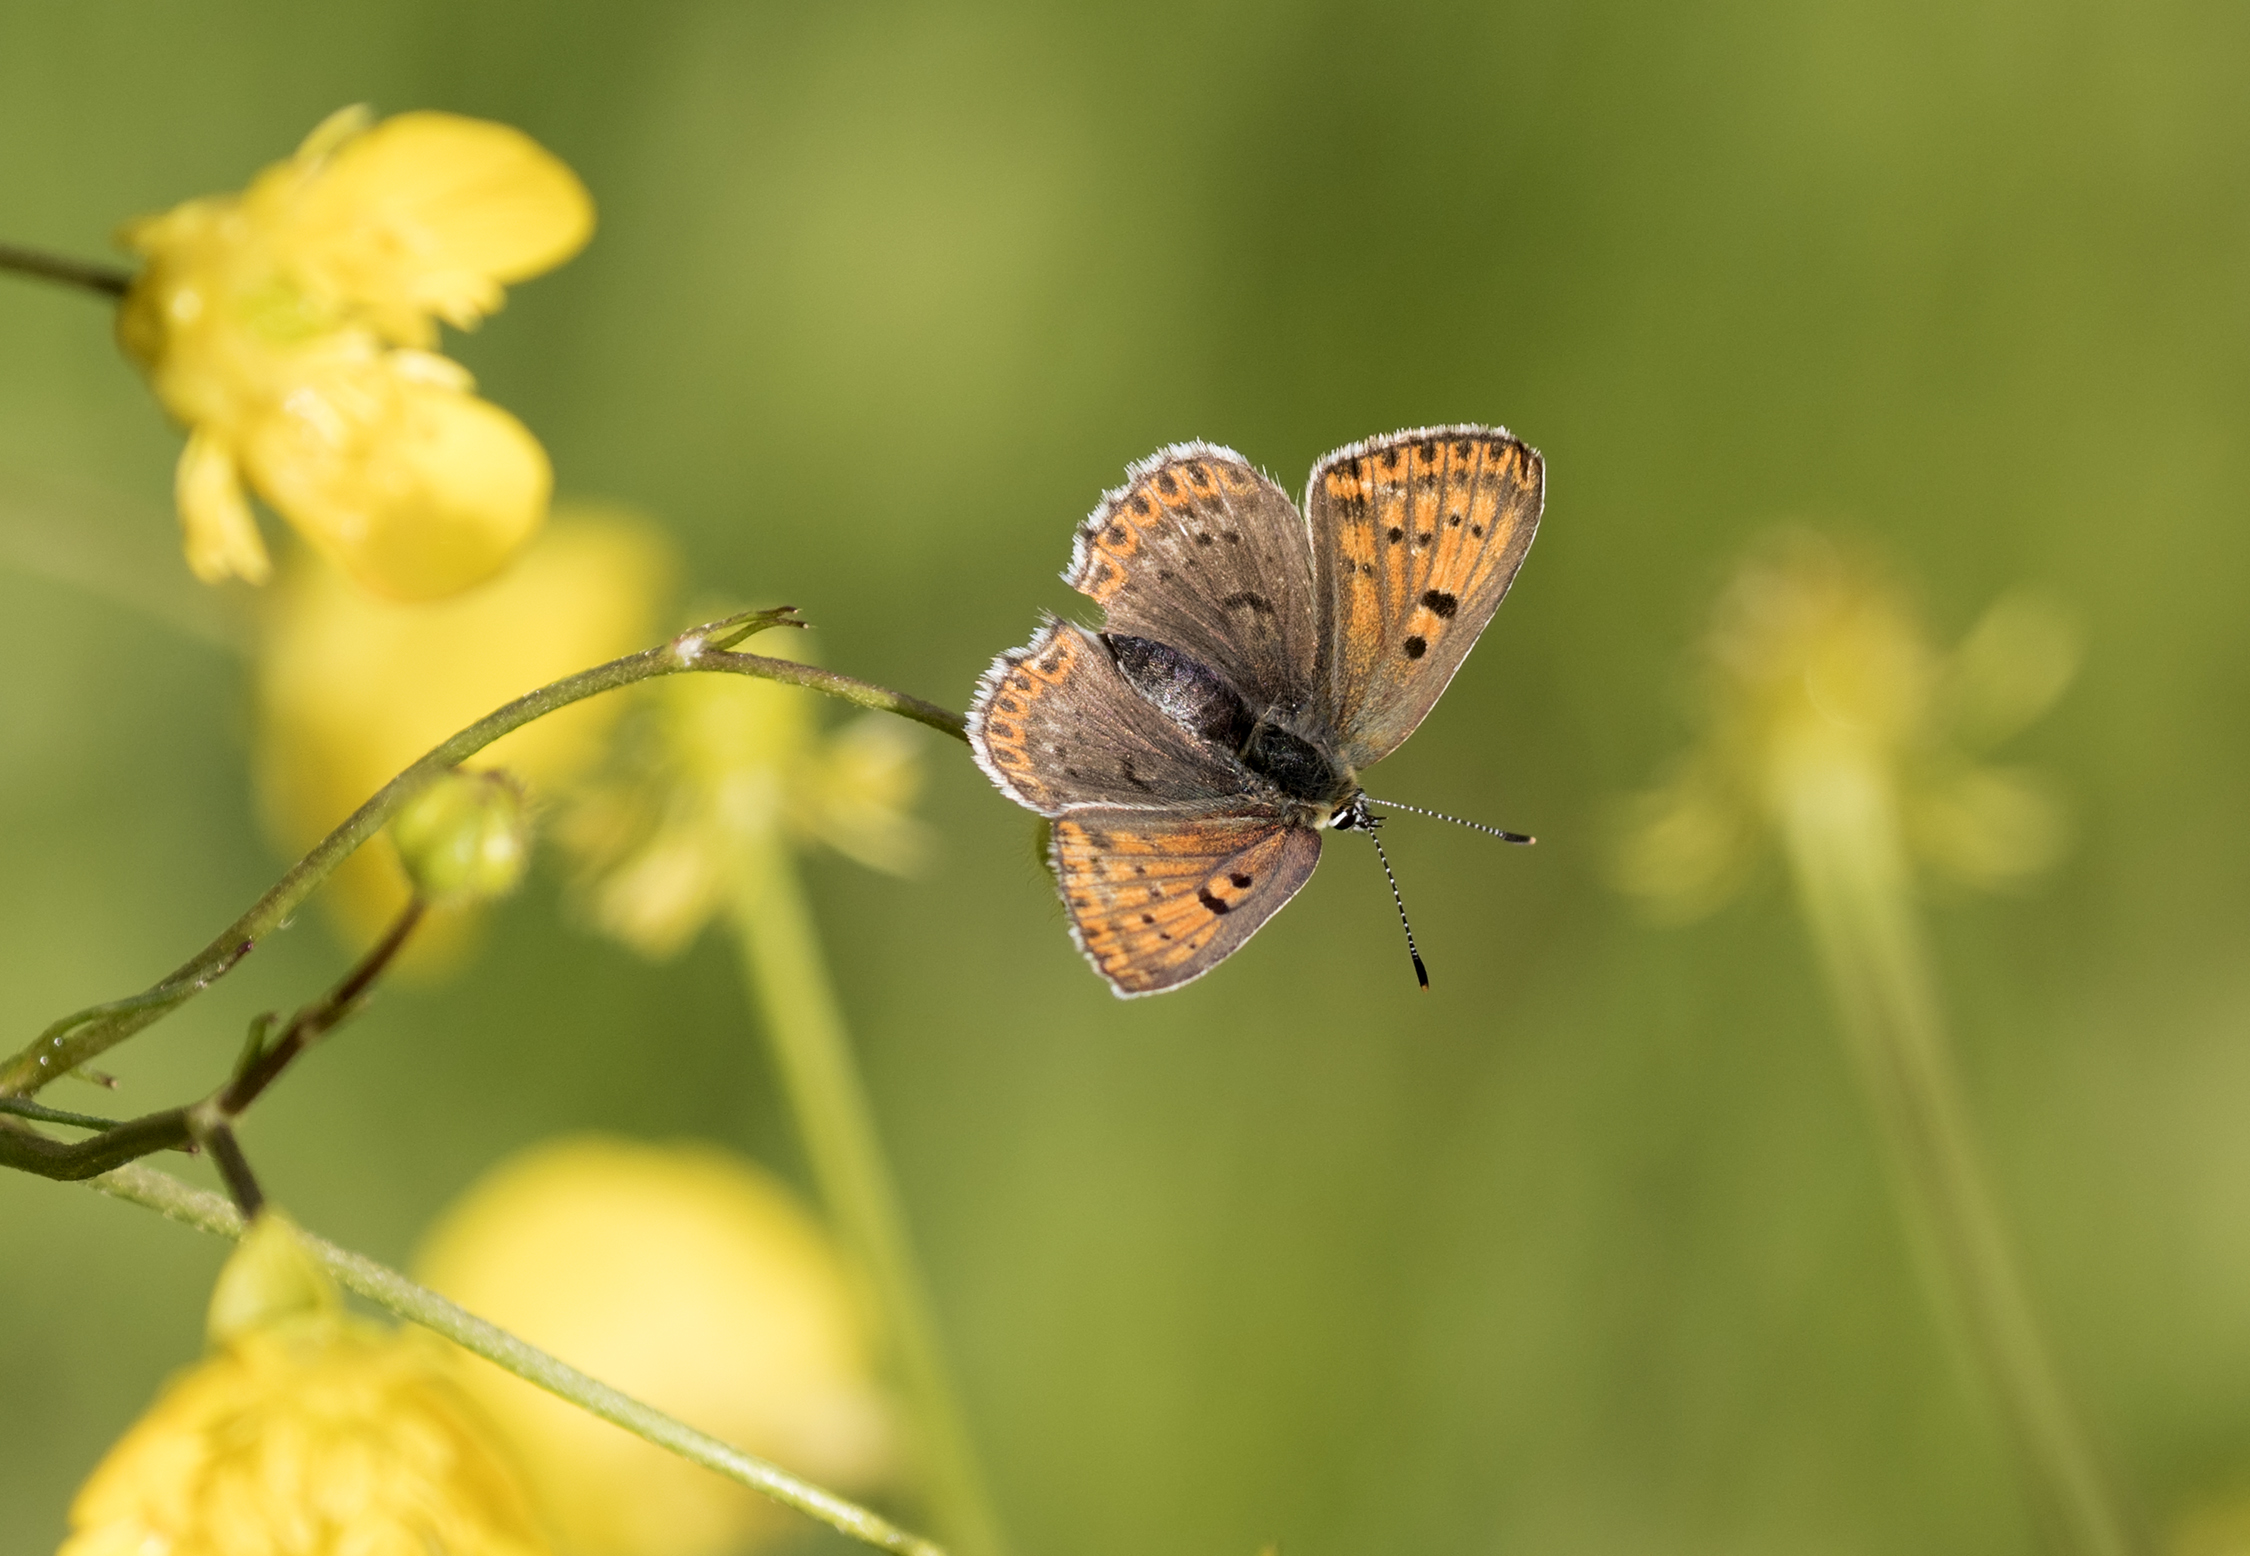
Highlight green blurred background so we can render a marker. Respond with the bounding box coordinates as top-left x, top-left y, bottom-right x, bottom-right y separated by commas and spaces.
5, 1, 2250, 1551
